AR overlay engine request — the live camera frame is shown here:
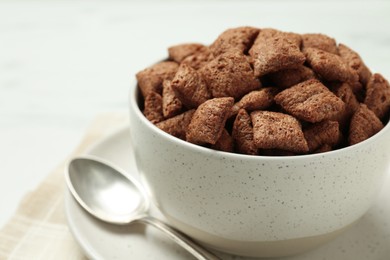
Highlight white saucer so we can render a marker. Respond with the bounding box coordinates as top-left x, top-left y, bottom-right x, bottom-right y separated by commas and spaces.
65, 126, 390, 260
